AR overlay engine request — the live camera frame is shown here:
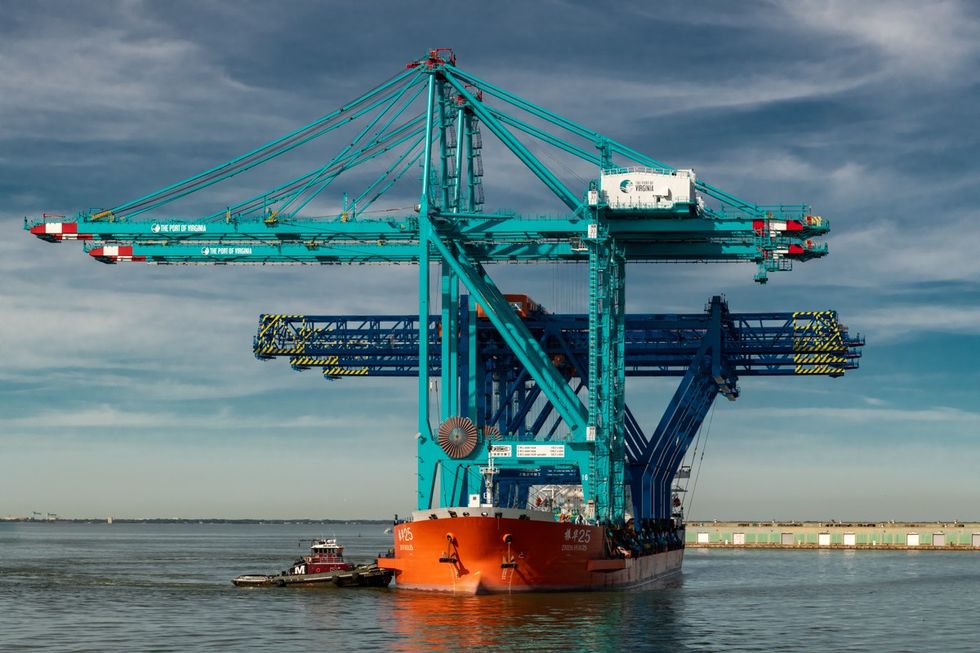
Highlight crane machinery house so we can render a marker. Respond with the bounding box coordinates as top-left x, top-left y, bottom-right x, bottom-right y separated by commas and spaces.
599, 168, 700, 214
